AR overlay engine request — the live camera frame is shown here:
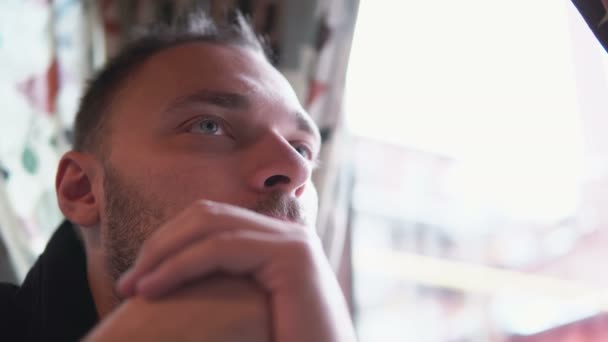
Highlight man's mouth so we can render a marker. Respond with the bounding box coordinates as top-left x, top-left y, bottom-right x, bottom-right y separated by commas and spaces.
252, 193, 305, 225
